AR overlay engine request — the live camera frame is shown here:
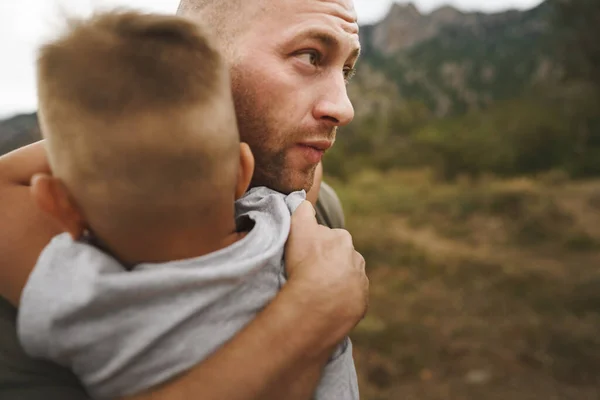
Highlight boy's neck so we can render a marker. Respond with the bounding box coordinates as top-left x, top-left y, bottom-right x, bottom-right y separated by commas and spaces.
90, 211, 245, 267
